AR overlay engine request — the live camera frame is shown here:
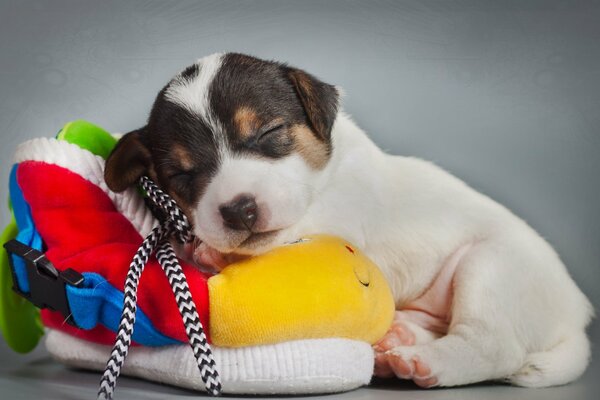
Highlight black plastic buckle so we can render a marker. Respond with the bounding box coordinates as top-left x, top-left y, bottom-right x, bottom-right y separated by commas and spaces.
3, 239, 84, 326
